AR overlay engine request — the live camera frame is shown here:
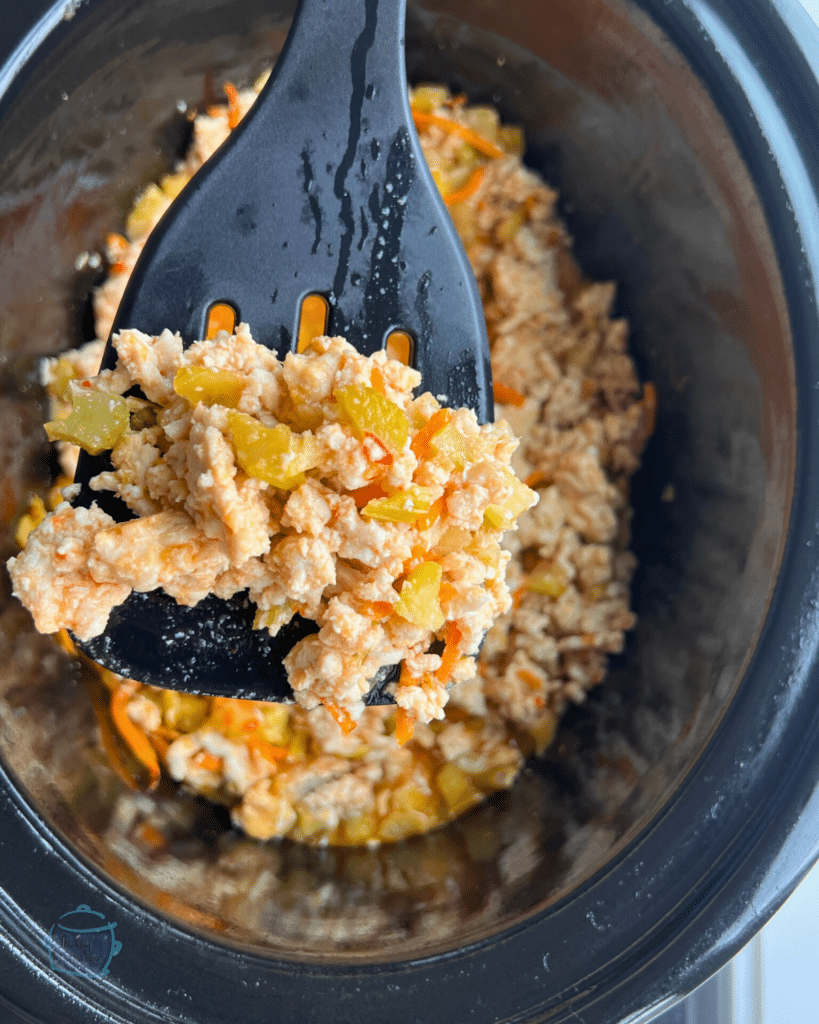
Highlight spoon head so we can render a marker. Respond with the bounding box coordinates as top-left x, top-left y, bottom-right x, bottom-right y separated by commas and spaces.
72, 0, 491, 701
